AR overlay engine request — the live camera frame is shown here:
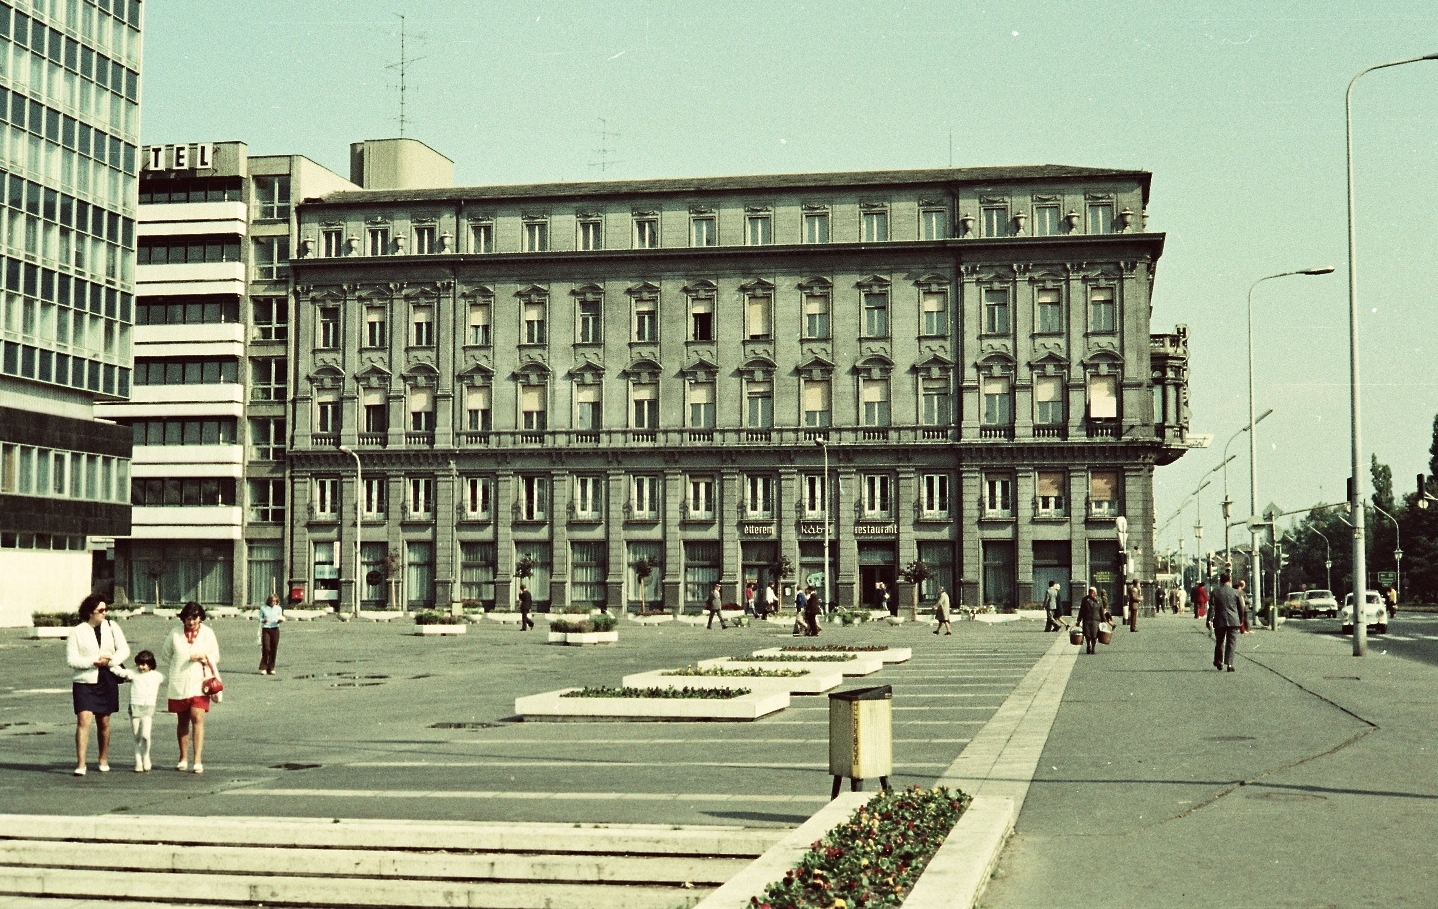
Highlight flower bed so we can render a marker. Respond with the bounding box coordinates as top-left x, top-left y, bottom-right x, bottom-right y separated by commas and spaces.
750, 786, 969, 909
662, 667, 807, 678
517, 686, 790, 721
744, 653, 858, 663
763, 645, 911, 664
624, 665, 843, 695
782, 644, 889, 652
549, 614, 619, 634
831, 609, 872, 626
562, 685, 748, 699
412, 611, 465, 626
